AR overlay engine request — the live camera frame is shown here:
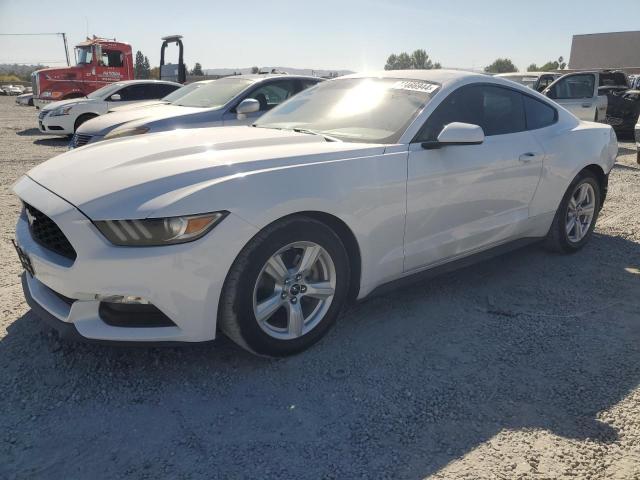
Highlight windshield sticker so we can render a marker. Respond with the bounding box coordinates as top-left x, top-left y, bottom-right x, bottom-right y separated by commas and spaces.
391, 80, 439, 94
